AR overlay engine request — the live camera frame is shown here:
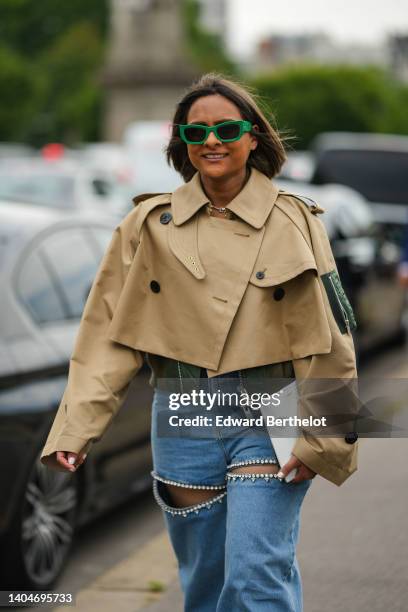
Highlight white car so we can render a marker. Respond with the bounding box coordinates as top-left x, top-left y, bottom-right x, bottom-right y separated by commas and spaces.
0, 157, 126, 219
123, 120, 183, 196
